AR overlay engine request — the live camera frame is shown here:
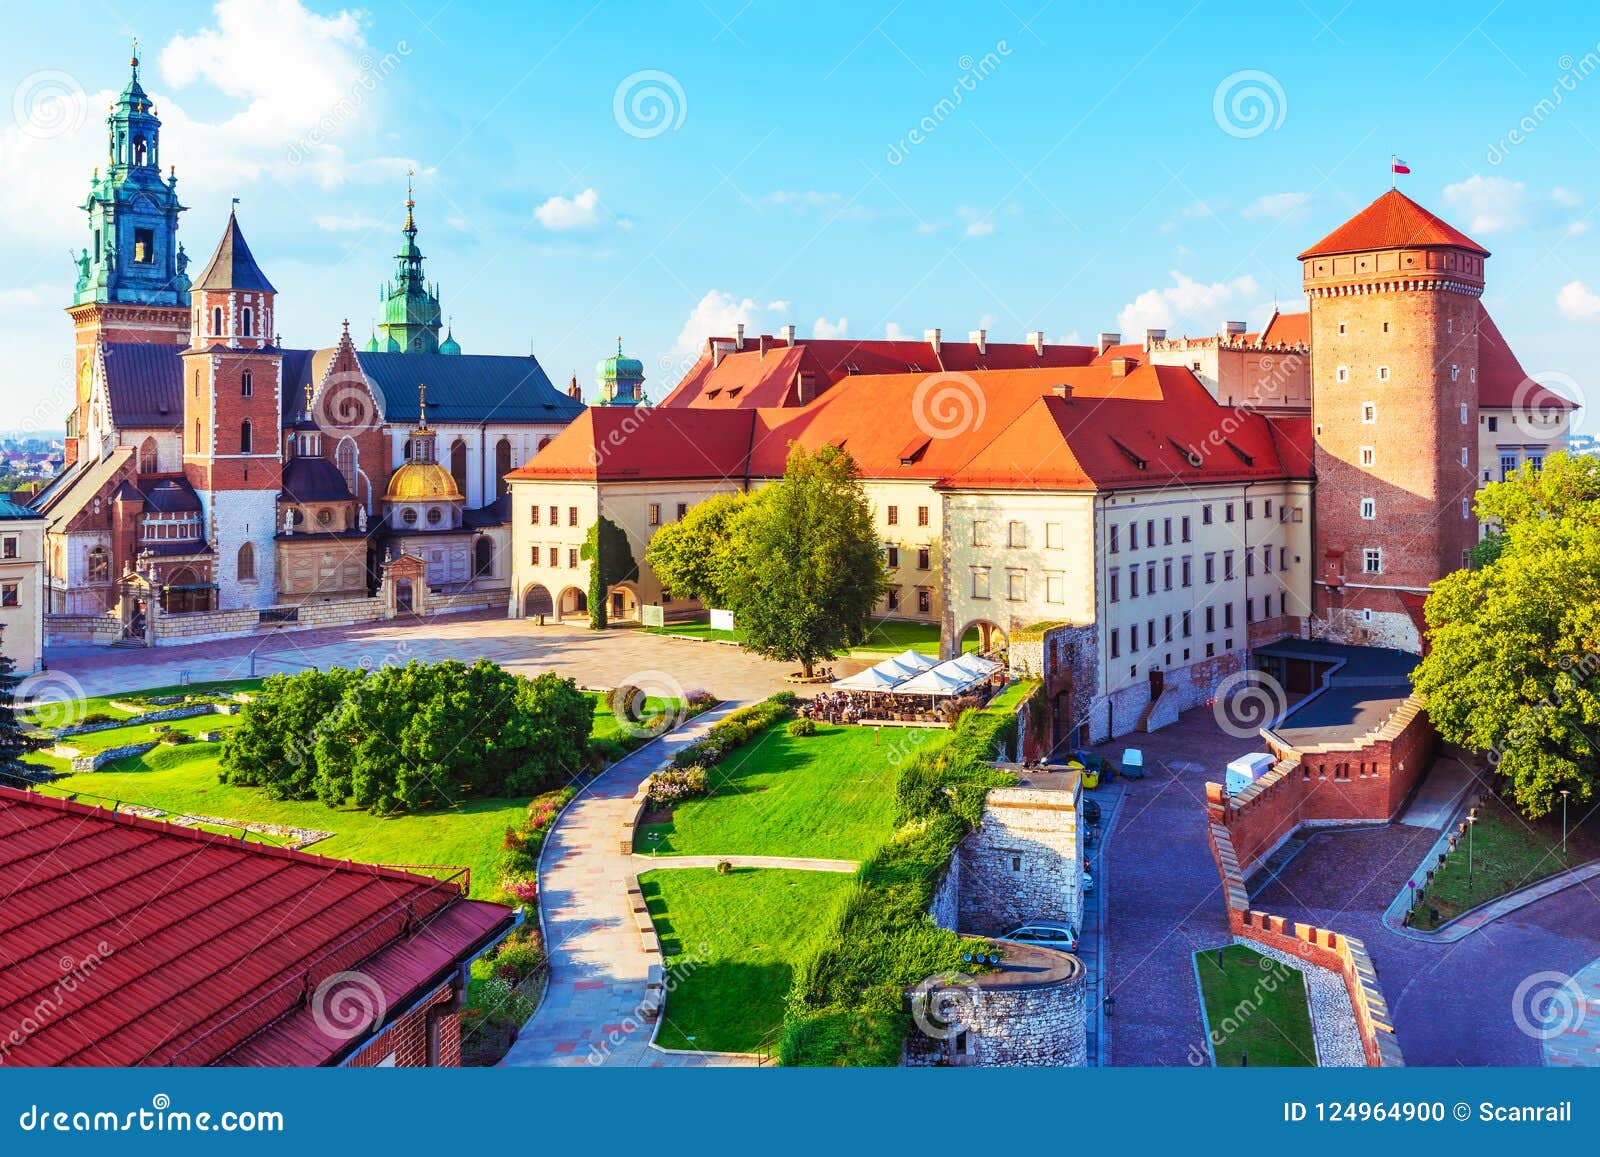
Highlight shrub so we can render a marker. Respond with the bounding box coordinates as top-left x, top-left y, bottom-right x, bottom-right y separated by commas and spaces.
492, 934, 547, 985
787, 717, 817, 737
685, 688, 717, 709
587, 736, 628, 768
770, 690, 798, 705
646, 764, 710, 808
716, 859, 733, 875
158, 730, 193, 746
